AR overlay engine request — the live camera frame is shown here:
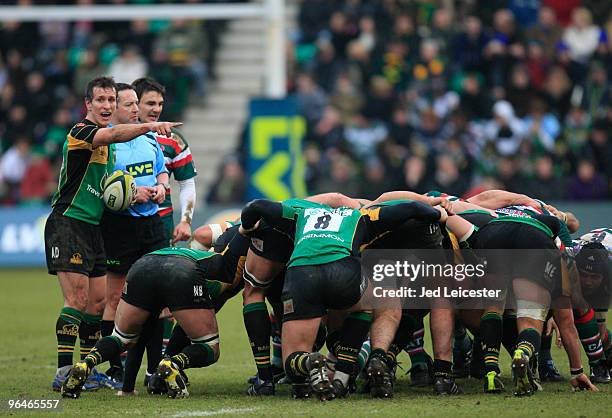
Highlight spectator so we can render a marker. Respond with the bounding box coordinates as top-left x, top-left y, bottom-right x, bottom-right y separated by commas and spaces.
206, 156, 246, 205
108, 45, 148, 84
19, 147, 55, 206
459, 73, 492, 120
360, 158, 393, 200
329, 73, 364, 123
429, 153, 470, 197
313, 153, 360, 197
295, 72, 328, 127
343, 111, 388, 159
567, 158, 608, 200
505, 63, 533, 118
402, 155, 429, 194
583, 118, 612, 188
562, 7, 602, 64
485, 100, 526, 156
525, 6, 562, 60
0, 136, 31, 204
523, 96, 561, 153
522, 154, 566, 200
452, 16, 489, 73
581, 60, 611, 120
543, 65, 573, 119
